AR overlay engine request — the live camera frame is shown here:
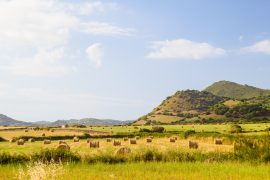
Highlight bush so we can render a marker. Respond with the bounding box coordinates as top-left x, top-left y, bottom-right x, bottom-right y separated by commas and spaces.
0, 153, 29, 164
230, 124, 242, 133
151, 126, 165, 133
32, 149, 81, 163
234, 136, 270, 162
0, 137, 7, 142
183, 130, 196, 139
139, 128, 151, 133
